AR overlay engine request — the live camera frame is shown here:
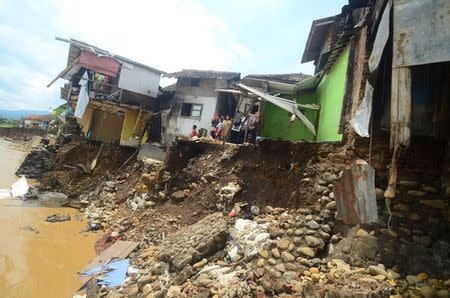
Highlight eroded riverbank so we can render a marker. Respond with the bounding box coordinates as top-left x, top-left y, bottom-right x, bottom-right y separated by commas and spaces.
0, 138, 100, 298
